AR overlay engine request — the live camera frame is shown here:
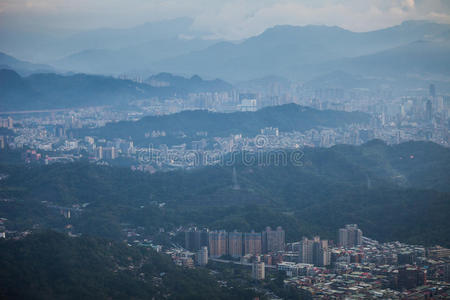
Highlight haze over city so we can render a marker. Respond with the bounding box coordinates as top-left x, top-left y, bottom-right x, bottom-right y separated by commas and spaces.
0, 0, 450, 299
